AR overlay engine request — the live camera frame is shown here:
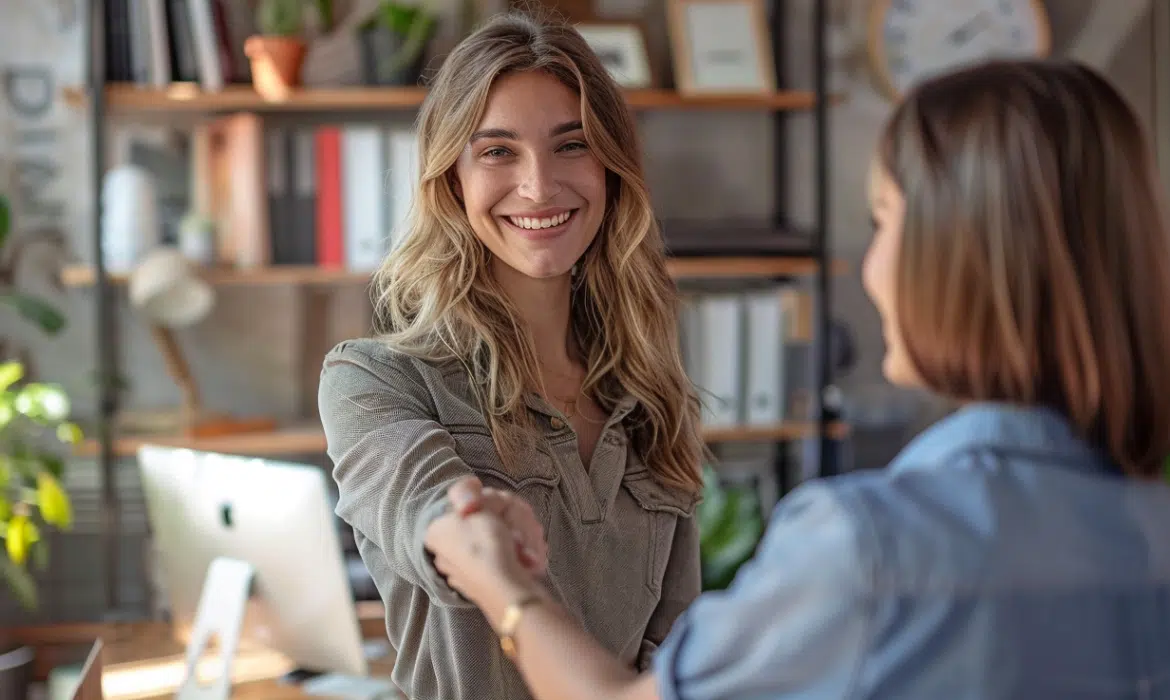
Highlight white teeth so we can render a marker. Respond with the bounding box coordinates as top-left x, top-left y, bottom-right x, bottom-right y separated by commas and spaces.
508, 210, 572, 230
